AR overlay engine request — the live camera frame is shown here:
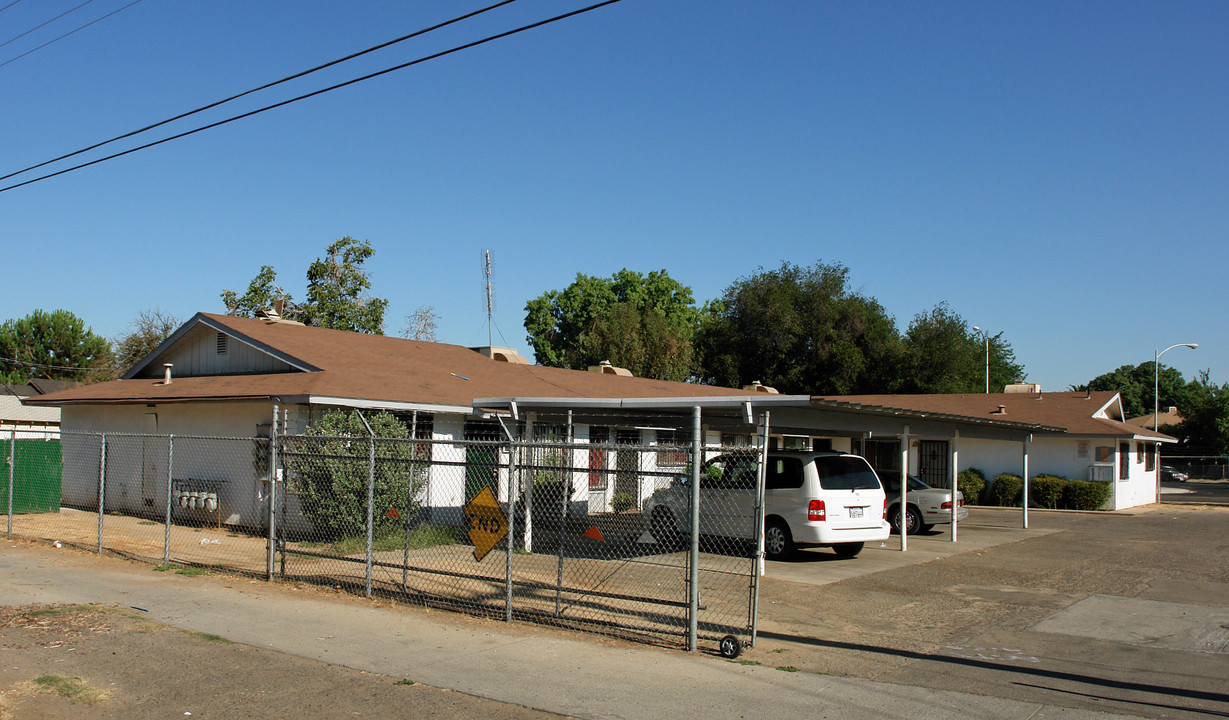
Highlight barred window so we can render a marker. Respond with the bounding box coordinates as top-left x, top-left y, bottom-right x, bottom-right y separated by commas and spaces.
655, 429, 687, 467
